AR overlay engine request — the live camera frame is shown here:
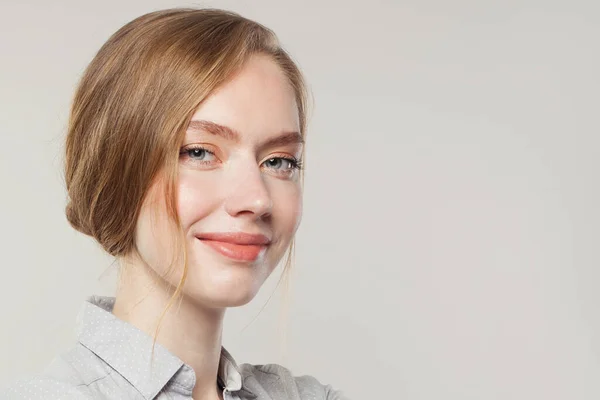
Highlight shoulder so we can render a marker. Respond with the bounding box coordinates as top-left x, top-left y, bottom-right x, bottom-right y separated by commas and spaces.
240, 363, 350, 400
1, 376, 93, 400
1, 344, 107, 400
